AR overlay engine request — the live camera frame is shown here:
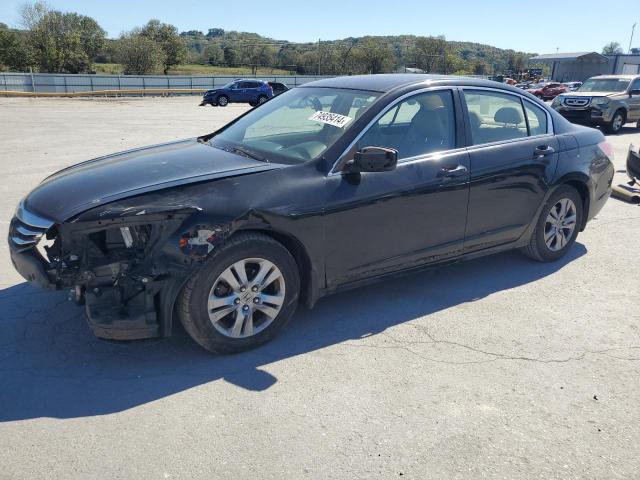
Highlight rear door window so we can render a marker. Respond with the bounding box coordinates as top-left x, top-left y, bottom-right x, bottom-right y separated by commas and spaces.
463, 90, 528, 145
